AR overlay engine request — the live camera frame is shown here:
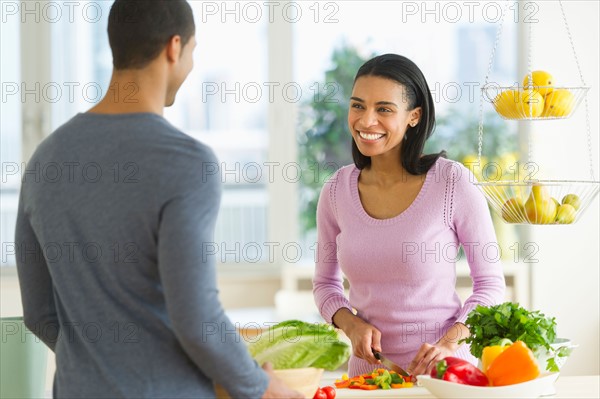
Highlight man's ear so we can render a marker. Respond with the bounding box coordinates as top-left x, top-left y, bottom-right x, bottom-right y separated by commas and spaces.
165, 35, 182, 64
